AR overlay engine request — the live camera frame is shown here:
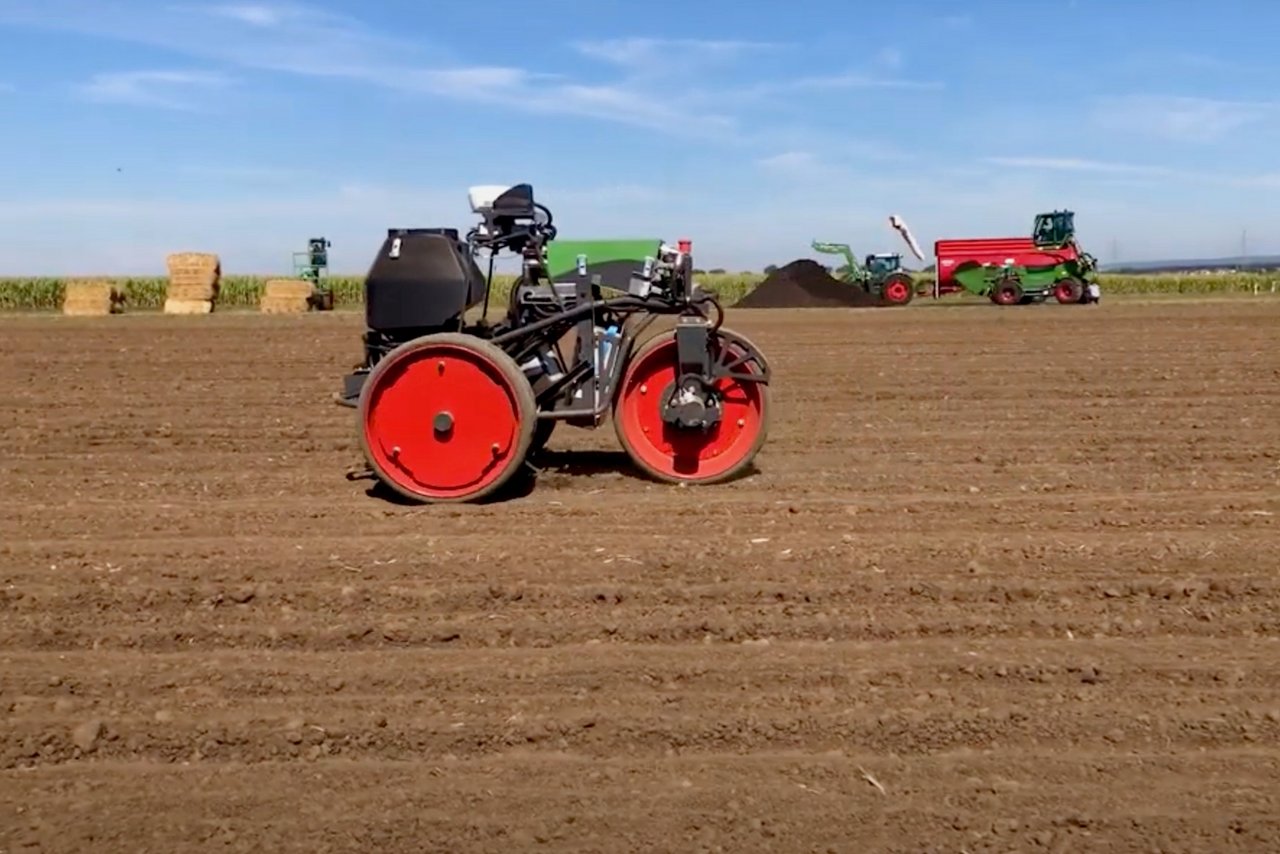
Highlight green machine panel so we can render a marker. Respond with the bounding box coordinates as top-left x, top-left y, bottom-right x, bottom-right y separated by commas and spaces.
545, 239, 664, 294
